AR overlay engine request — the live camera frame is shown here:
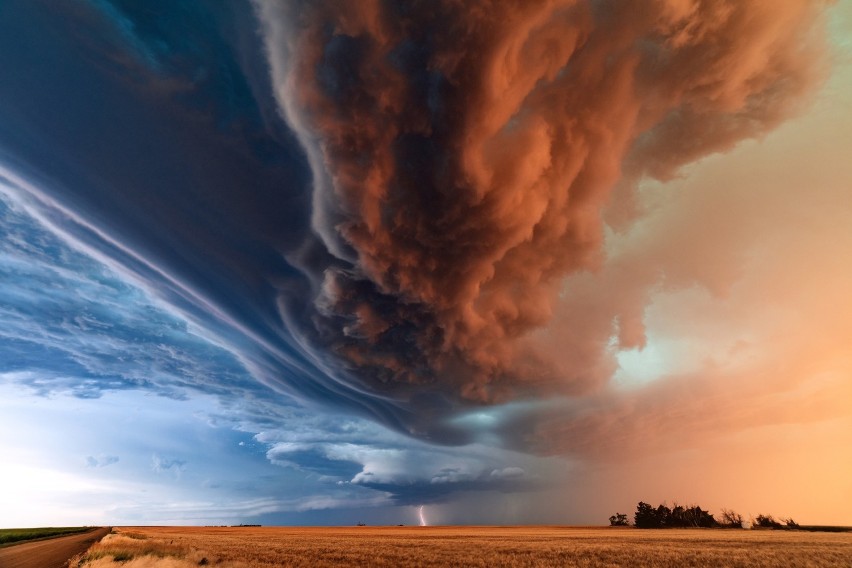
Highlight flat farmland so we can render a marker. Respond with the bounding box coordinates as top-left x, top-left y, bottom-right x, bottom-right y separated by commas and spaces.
73, 526, 852, 567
